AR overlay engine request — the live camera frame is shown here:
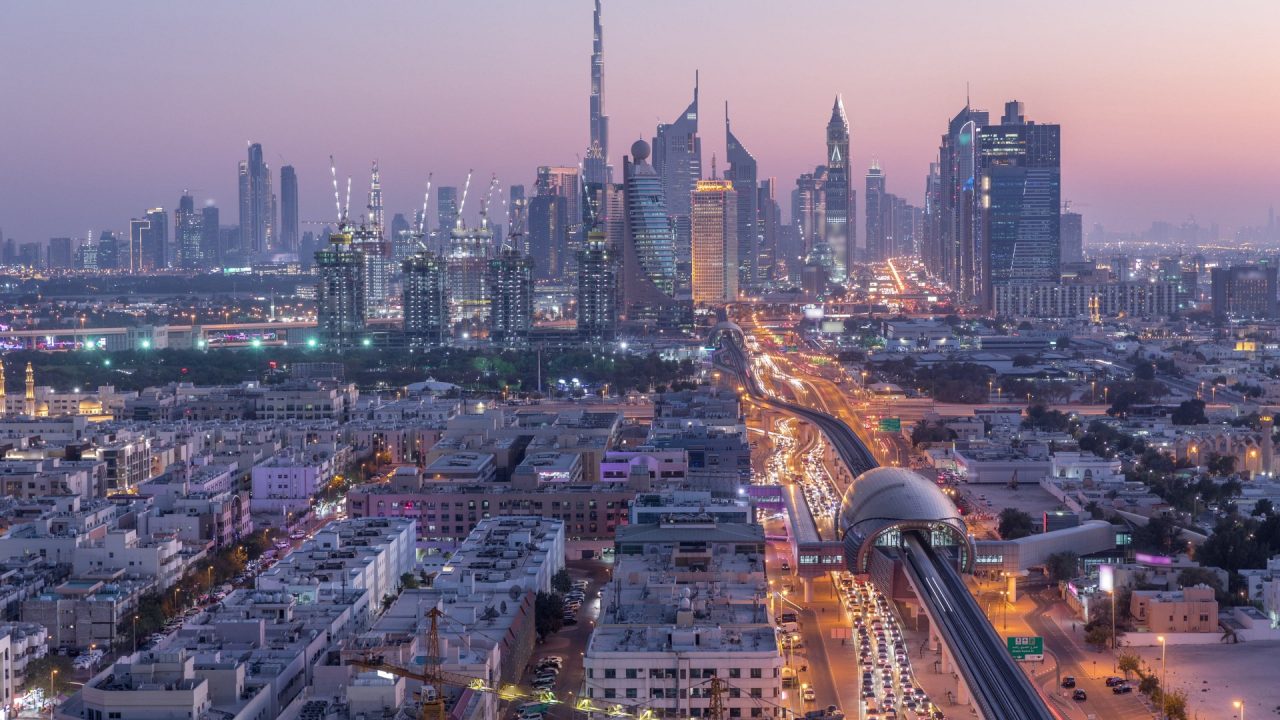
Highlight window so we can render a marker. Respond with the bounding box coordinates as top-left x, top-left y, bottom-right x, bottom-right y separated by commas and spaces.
728, 668, 741, 679
625, 689, 637, 699
604, 689, 616, 699
729, 710, 741, 718
625, 669, 638, 679
750, 668, 763, 679
750, 688, 762, 699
